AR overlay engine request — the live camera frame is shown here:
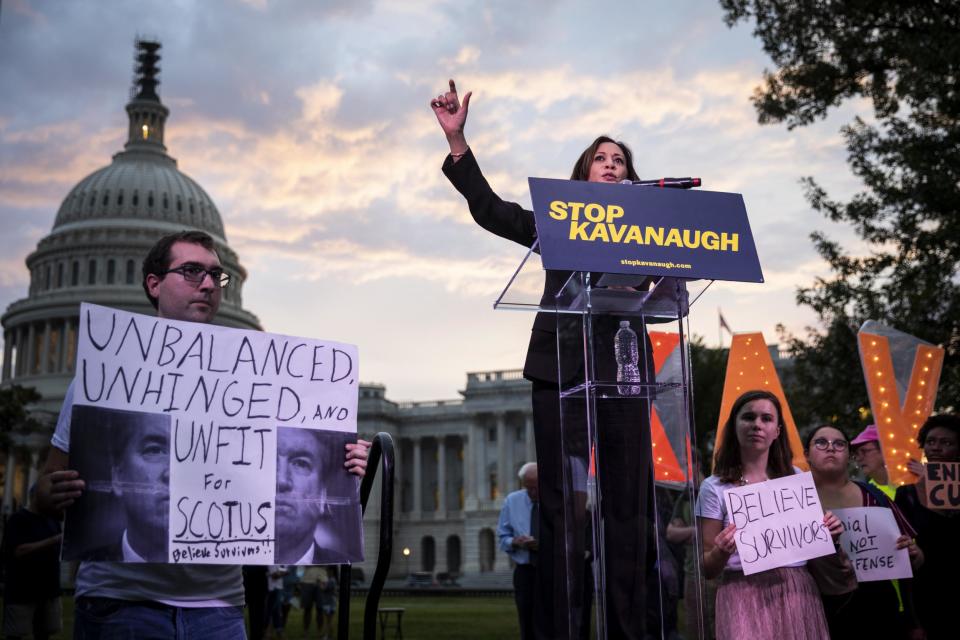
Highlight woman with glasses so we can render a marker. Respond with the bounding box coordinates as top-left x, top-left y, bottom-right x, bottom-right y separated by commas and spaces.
696, 389, 840, 640
804, 424, 924, 639
895, 414, 960, 639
